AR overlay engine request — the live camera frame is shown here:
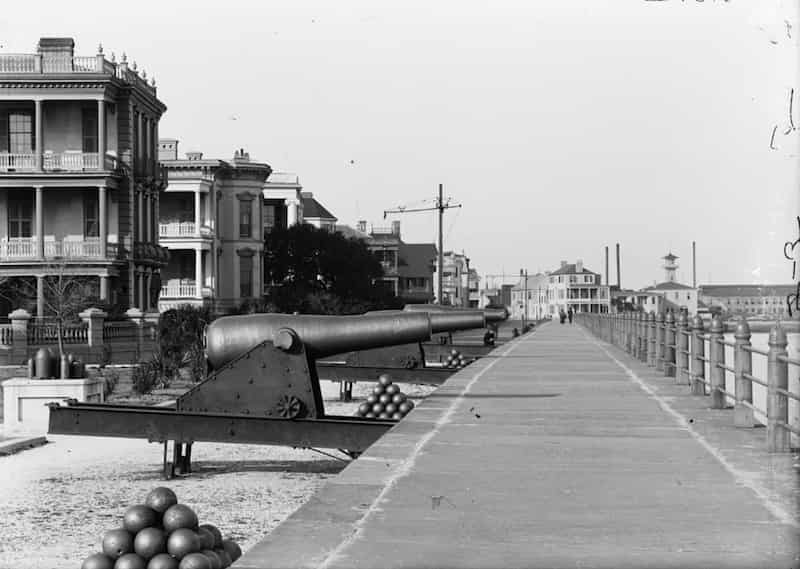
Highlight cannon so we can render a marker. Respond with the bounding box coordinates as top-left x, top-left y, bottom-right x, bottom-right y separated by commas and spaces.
48, 312, 437, 476
402, 304, 510, 350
